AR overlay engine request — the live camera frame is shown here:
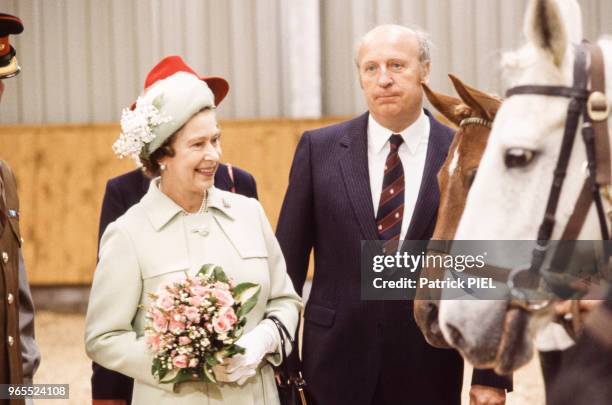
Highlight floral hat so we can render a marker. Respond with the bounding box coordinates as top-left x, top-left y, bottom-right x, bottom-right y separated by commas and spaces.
113, 71, 216, 160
